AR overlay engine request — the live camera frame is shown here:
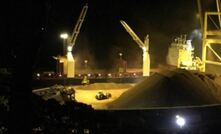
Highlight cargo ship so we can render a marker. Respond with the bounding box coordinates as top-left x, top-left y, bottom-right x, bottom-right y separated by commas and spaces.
166, 35, 203, 70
